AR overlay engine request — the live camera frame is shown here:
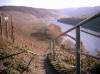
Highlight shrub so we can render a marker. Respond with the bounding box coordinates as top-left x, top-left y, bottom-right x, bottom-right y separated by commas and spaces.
45, 24, 63, 43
